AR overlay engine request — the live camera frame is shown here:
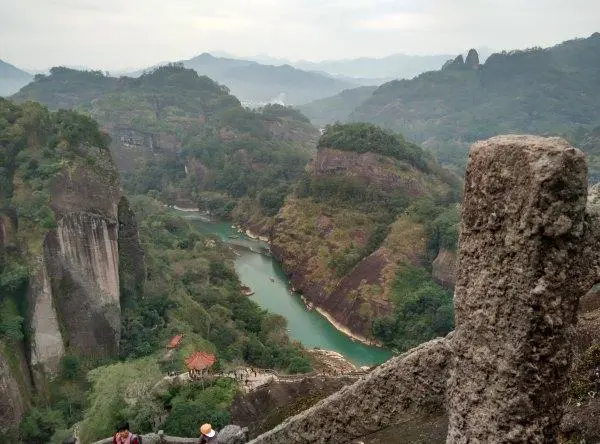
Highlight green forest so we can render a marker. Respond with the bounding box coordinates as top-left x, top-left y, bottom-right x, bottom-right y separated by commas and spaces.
14, 65, 318, 228
0, 99, 311, 443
